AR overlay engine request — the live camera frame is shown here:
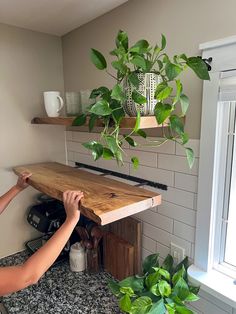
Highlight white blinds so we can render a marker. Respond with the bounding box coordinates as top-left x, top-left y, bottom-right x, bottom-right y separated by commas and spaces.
219, 70, 236, 101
